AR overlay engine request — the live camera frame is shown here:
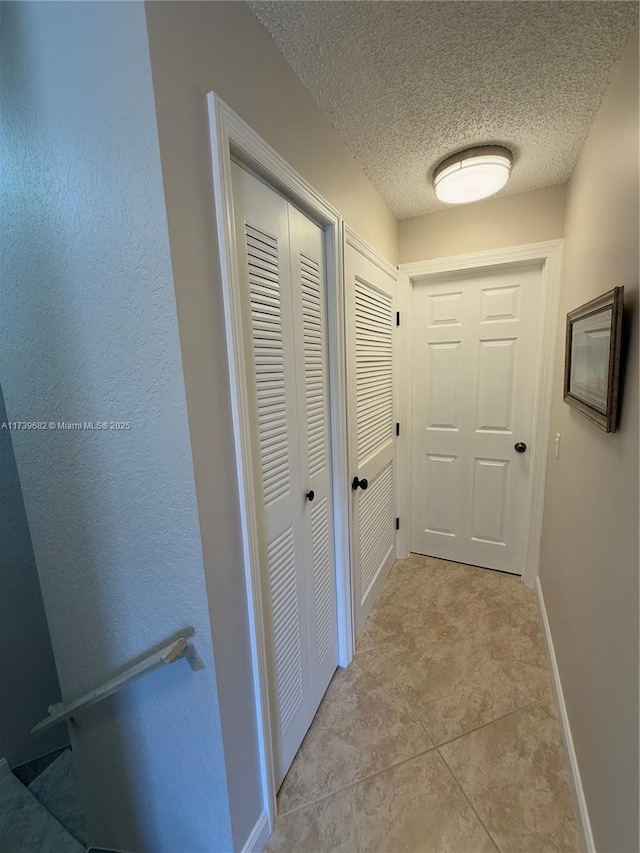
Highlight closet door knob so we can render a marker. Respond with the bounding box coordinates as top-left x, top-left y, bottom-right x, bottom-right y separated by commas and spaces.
352, 477, 368, 491
306, 490, 315, 502
514, 442, 527, 453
